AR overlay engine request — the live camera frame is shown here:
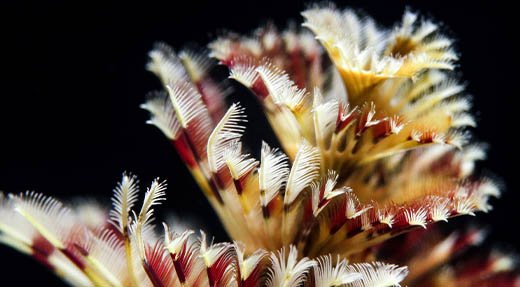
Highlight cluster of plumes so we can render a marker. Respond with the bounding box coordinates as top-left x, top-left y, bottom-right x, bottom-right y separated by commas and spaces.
0, 175, 407, 286
1, 4, 519, 287
141, 4, 518, 286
